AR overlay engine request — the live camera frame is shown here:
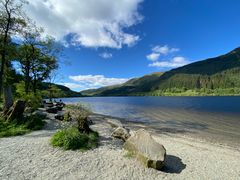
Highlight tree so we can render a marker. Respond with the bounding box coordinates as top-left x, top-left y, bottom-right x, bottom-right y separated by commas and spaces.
18, 27, 42, 94
0, 0, 27, 110
18, 35, 59, 95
